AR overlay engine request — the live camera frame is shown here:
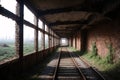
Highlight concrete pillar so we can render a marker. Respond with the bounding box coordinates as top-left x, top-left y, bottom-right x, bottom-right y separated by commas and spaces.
41, 23, 45, 50
81, 30, 88, 52
16, 0, 24, 59
34, 16, 38, 52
